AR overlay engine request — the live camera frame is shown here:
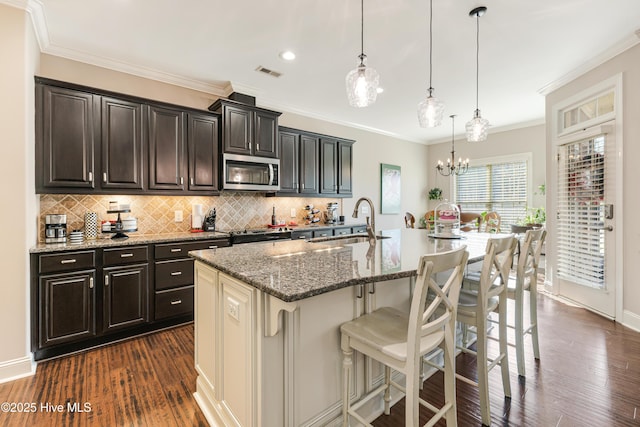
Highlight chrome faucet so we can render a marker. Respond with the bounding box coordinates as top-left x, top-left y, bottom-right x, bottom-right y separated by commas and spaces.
352, 197, 376, 244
